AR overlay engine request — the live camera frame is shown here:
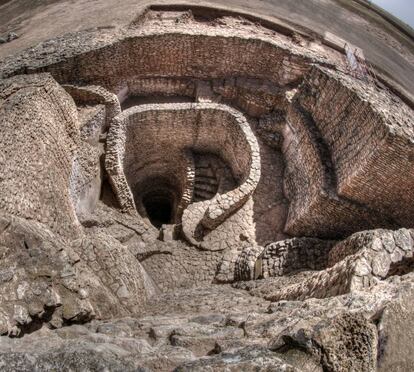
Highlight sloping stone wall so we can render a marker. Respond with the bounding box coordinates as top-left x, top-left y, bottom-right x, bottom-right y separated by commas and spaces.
298, 67, 414, 226
0, 74, 99, 237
